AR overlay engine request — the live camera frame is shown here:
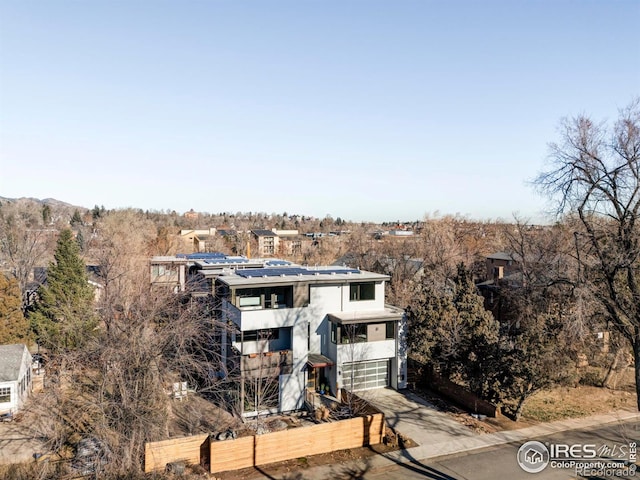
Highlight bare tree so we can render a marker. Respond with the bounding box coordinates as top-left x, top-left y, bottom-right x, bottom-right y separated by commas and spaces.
535, 98, 640, 409
0, 208, 54, 303
32, 288, 229, 476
